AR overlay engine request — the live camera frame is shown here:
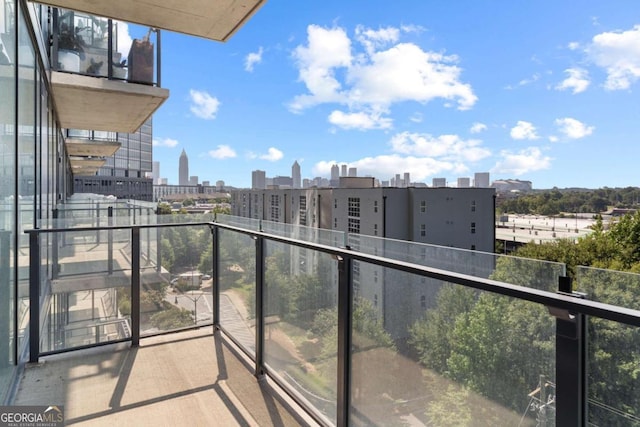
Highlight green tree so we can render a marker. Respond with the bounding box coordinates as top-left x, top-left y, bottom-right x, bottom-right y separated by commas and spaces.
409, 285, 476, 372
156, 202, 172, 215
